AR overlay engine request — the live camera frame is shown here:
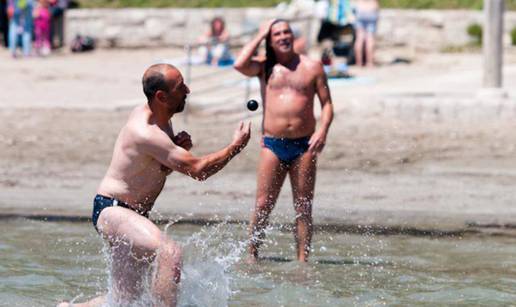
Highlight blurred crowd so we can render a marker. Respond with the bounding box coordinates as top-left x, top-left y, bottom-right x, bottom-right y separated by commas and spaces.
318, 0, 380, 71
0, 0, 68, 58
0, 0, 379, 69
194, 0, 381, 70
